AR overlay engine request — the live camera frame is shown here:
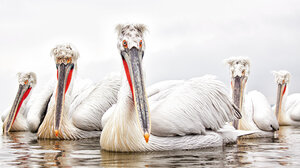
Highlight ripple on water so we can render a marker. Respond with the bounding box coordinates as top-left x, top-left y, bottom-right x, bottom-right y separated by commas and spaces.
0, 126, 300, 167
